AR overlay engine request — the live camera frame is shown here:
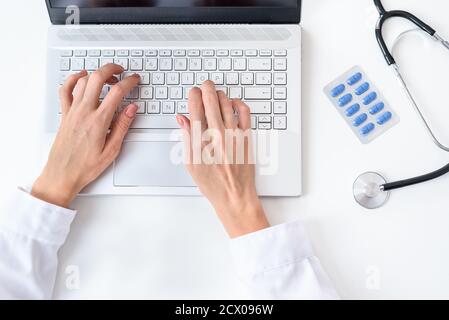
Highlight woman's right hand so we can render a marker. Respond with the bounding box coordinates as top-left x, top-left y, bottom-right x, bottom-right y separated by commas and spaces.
176, 81, 270, 238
